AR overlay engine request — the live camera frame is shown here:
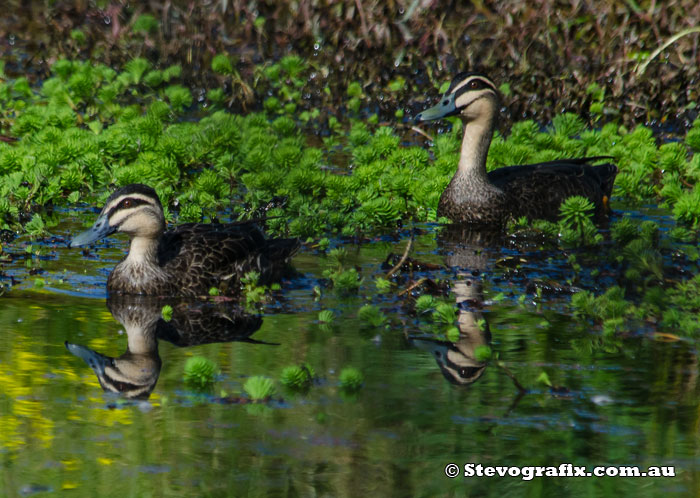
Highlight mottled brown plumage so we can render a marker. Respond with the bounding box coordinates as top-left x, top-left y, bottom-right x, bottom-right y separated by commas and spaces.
70, 184, 299, 297
415, 72, 617, 226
